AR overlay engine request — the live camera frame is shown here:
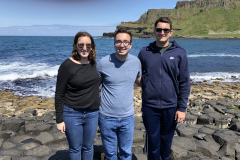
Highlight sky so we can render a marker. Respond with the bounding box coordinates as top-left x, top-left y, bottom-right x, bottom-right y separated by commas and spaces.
0, 0, 180, 36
